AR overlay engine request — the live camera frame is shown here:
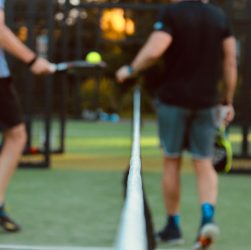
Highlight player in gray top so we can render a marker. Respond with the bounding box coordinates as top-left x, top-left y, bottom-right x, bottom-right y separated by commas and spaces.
0, 0, 52, 232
